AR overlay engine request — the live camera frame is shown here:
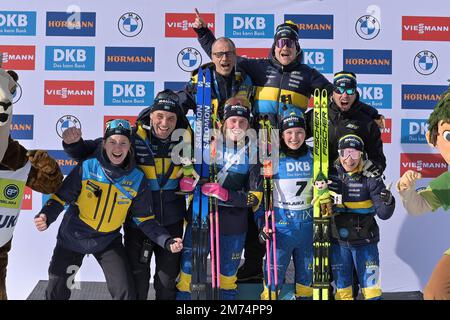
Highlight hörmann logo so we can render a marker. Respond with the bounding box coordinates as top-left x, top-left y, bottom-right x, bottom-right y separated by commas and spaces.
0, 11, 36, 36
44, 80, 94, 105
343, 49, 392, 74
45, 46, 95, 71
400, 153, 448, 178
0, 45, 35, 70
104, 81, 154, 106
165, 13, 215, 37
225, 14, 274, 38
302, 49, 333, 74
47, 150, 78, 175
357, 84, 392, 109
46, 12, 96, 36
105, 47, 154, 72
401, 119, 428, 144
10, 114, 33, 140
402, 16, 450, 41
284, 14, 333, 39
236, 48, 270, 59
401, 85, 447, 109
